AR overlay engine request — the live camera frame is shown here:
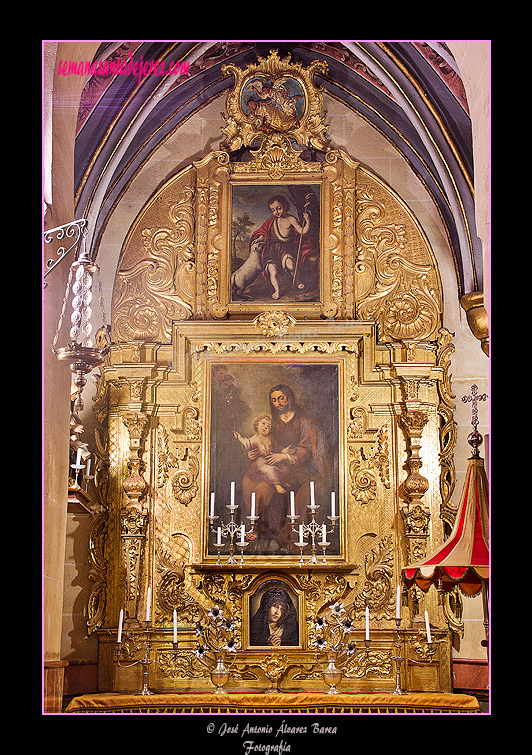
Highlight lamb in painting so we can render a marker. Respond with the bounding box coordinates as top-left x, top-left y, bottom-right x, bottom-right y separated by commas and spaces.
231, 238, 265, 297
